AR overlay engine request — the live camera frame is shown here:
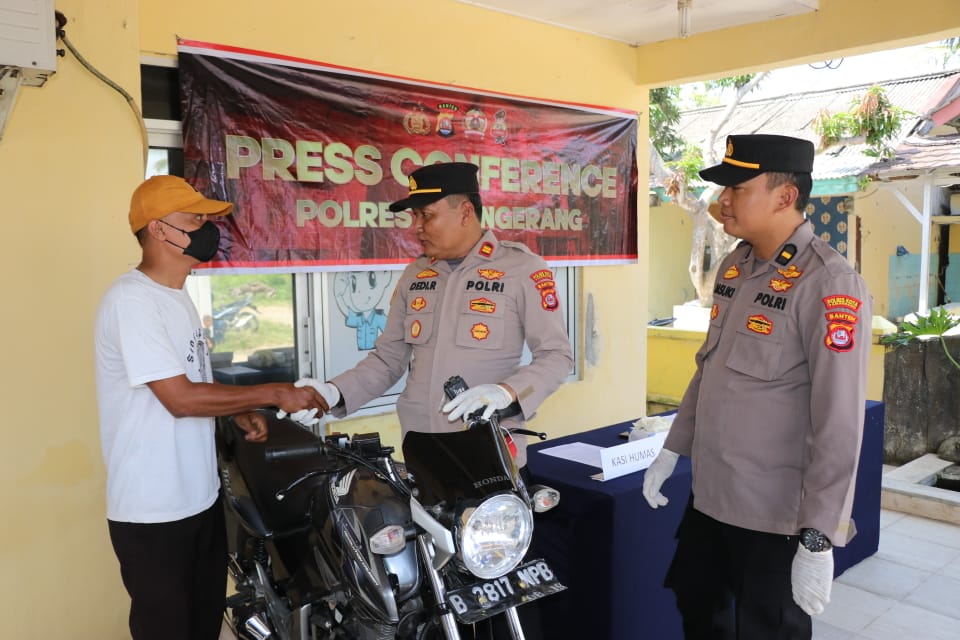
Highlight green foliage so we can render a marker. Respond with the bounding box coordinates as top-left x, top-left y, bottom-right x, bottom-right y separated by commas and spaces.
206, 274, 295, 361
813, 86, 910, 161
704, 74, 756, 91
649, 86, 686, 160
881, 307, 960, 346
665, 144, 705, 189
881, 307, 960, 373
211, 274, 292, 306
216, 319, 291, 355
